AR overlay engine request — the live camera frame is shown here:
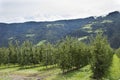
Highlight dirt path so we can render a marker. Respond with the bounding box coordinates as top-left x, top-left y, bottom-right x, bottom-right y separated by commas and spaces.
0, 74, 44, 80
10, 75, 42, 80
0, 67, 60, 80
0, 72, 57, 80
